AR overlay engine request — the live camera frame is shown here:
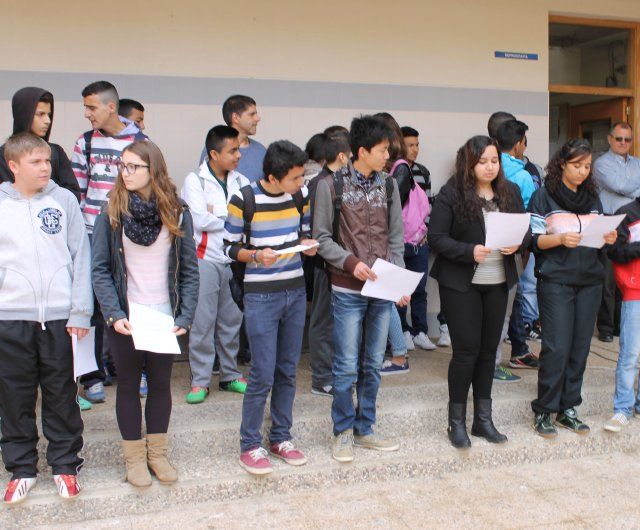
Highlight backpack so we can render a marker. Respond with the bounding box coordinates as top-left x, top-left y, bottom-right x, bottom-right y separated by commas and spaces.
230, 185, 306, 308
82, 128, 146, 174
390, 159, 429, 245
